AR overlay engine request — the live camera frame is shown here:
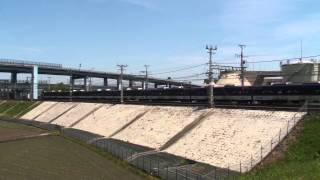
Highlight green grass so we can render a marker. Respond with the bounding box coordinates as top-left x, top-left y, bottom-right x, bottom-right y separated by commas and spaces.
0, 136, 146, 180
0, 120, 46, 141
0, 120, 45, 133
0, 101, 152, 180
242, 113, 320, 180
3, 101, 37, 117
0, 120, 151, 180
0, 100, 37, 117
0, 101, 17, 114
